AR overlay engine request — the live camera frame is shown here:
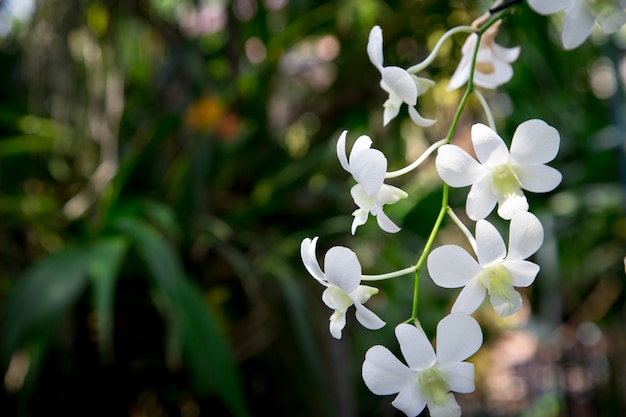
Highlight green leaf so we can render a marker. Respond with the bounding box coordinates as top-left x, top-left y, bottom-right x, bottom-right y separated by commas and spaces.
116, 218, 251, 417
88, 236, 130, 362
2, 246, 92, 368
